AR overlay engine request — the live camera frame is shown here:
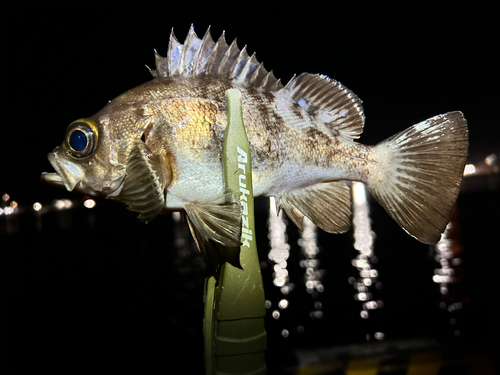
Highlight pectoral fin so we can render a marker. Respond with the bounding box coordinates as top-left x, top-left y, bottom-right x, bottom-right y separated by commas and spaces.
184, 189, 243, 275
116, 141, 170, 223
278, 181, 352, 233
